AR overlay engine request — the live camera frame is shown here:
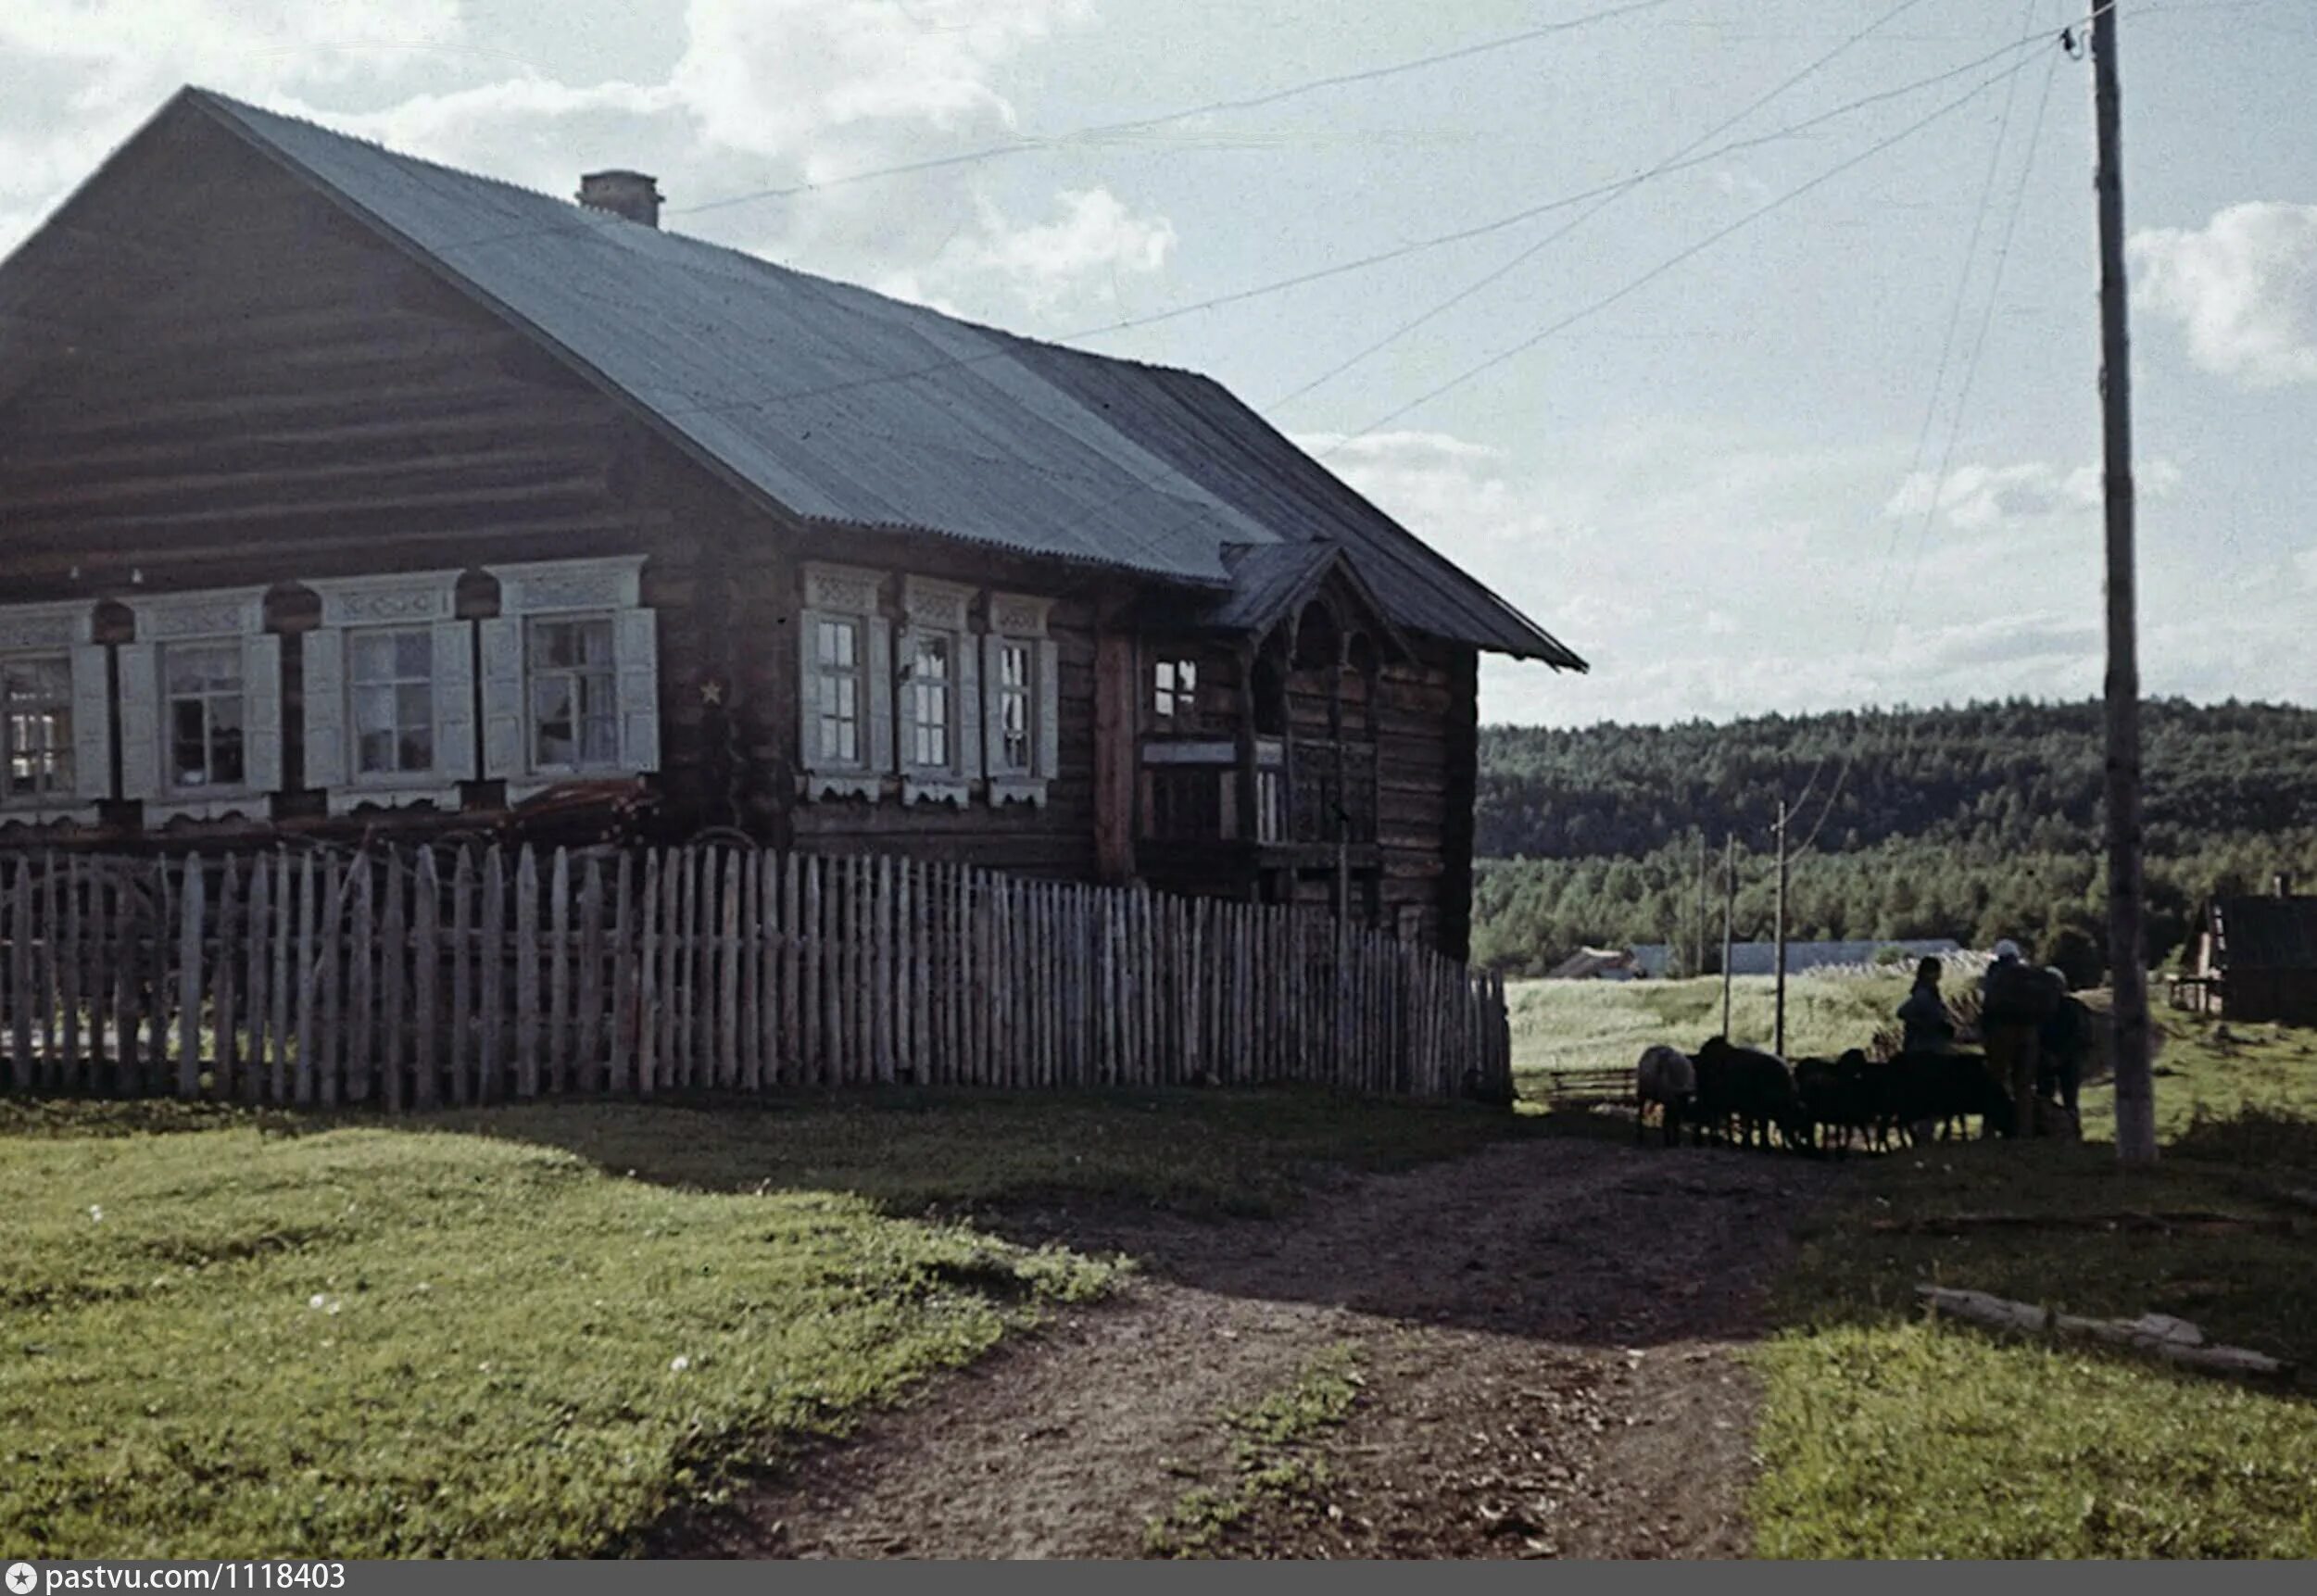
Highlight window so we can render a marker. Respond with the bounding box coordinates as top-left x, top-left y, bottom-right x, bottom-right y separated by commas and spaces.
526, 615, 617, 772
993, 642, 1032, 775
813, 616, 863, 767
981, 592, 1057, 807
164, 642, 244, 789
120, 587, 279, 825
1153, 657, 1199, 725
907, 632, 952, 770
799, 563, 888, 800
897, 576, 975, 805
351, 628, 435, 776
303, 571, 472, 815
0, 601, 109, 825
4, 656, 72, 801
479, 557, 657, 804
